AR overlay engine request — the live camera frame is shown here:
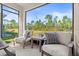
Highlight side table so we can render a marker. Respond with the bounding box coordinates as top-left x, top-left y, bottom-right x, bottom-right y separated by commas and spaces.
31, 36, 44, 52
